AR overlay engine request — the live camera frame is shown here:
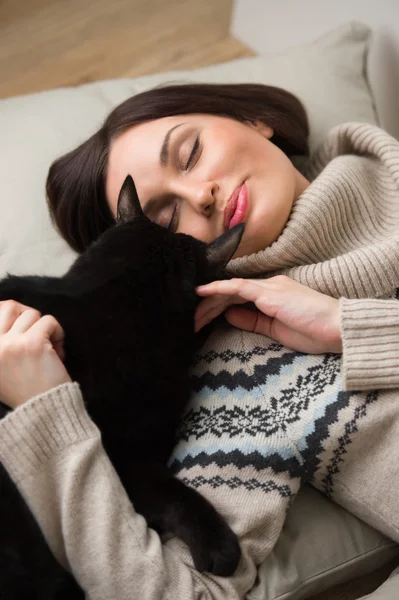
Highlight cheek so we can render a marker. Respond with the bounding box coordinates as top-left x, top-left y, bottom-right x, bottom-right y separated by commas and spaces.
252, 182, 292, 232
202, 130, 242, 175
178, 210, 219, 244
177, 215, 210, 243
